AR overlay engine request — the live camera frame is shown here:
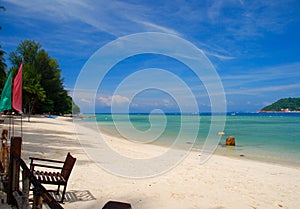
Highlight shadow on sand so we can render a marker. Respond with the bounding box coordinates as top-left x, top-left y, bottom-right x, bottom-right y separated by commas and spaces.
51, 190, 96, 203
